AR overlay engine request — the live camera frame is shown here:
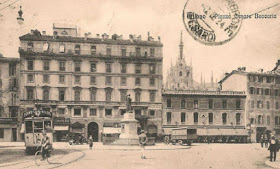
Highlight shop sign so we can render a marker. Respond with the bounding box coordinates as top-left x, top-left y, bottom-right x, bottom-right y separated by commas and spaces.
23, 110, 52, 118
0, 118, 17, 124
53, 117, 70, 125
